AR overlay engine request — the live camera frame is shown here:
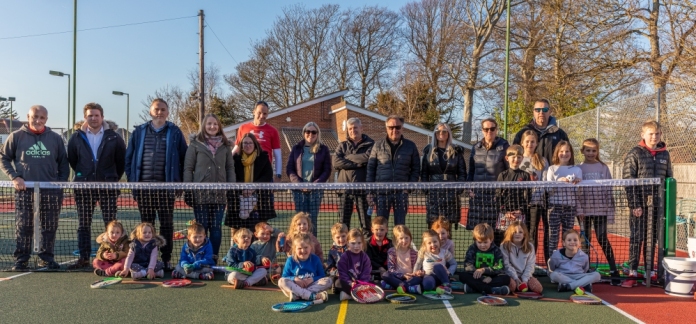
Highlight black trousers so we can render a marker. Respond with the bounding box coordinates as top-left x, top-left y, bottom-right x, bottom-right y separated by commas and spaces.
134, 189, 176, 263
75, 189, 120, 260
338, 191, 370, 233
